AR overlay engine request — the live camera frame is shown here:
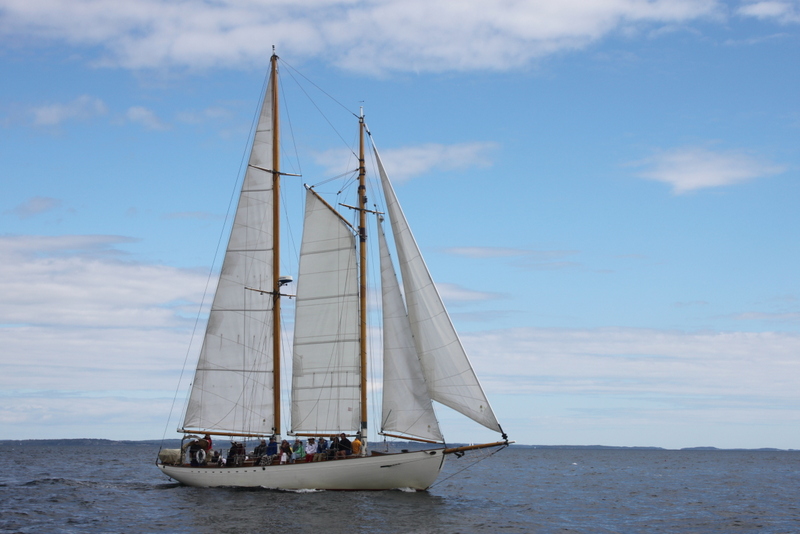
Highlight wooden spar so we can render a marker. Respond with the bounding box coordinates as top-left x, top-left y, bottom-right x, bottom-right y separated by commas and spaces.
291, 432, 357, 438
358, 112, 368, 439
339, 203, 383, 216
443, 440, 514, 455
179, 429, 272, 439
307, 187, 356, 230
270, 52, 281, 436
379, 432, 443, 444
